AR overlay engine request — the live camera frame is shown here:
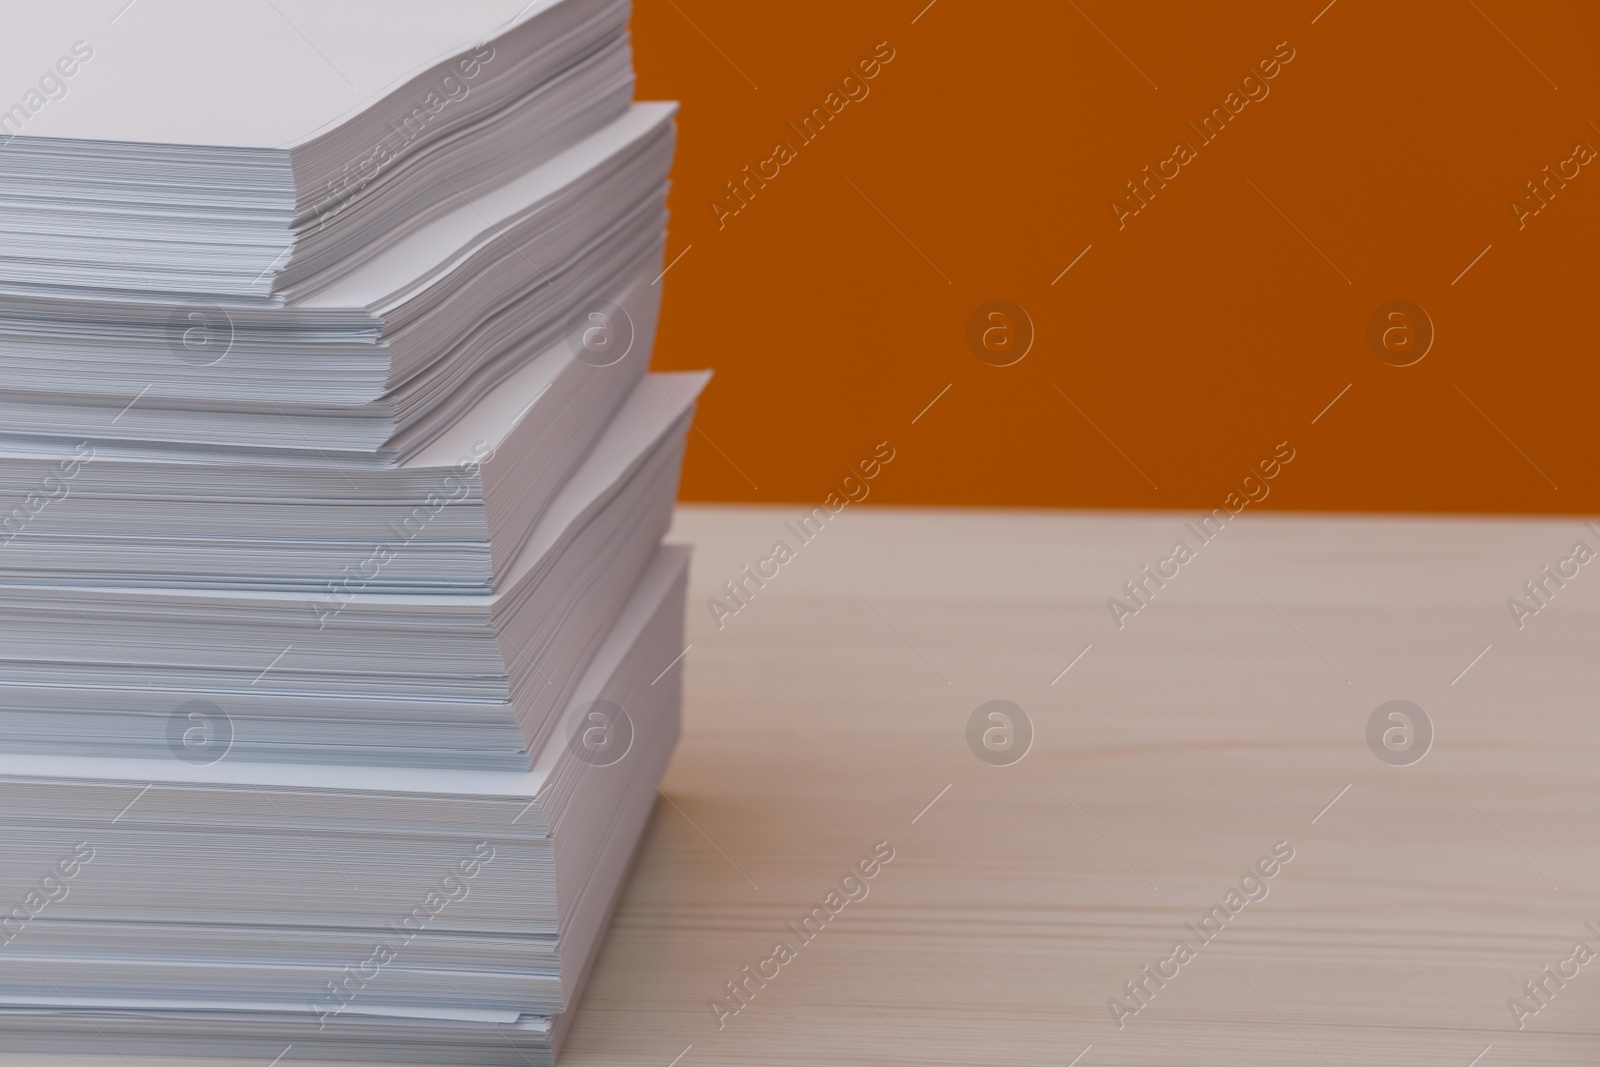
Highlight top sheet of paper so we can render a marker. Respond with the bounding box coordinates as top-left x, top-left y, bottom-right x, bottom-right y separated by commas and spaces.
2, 0, 552, 147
